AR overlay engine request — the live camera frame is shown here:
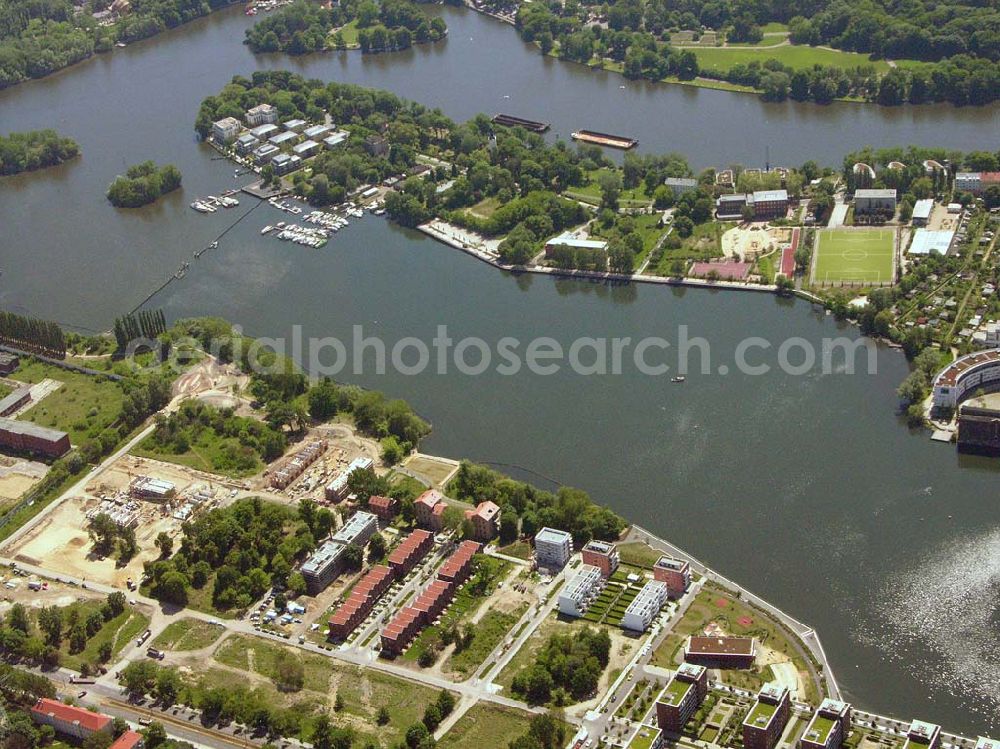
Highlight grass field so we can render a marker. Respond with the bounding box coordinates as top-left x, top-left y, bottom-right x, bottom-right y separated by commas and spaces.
649, 585, 820, 703
691, 45, 891, 75
812, 228, 895, 284
152, 618, 224, 651
439, 703, 571, 749
445, 604, 527, 677
52, 600, 150, 671
564, 168, 653, 209
14, 360, 124, 444
213, 634, 445, 743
